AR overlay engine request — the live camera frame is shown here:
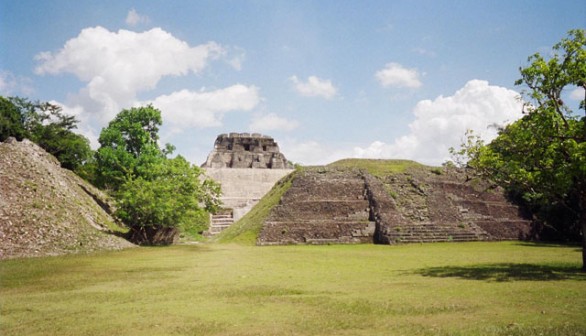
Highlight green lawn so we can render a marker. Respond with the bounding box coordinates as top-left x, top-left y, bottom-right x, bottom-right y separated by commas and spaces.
1, 242, 584, 335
